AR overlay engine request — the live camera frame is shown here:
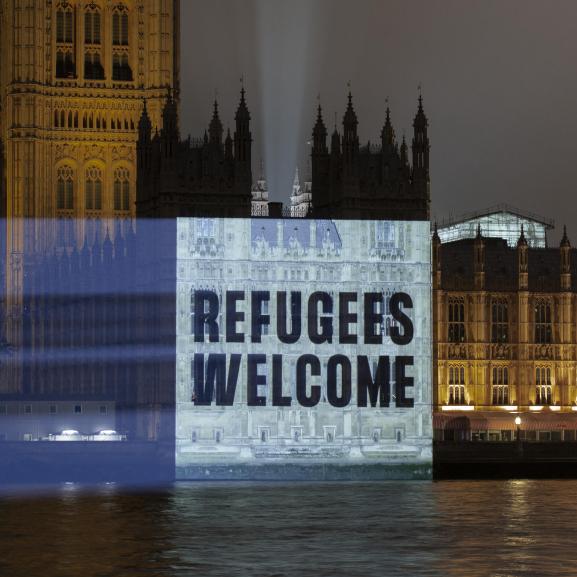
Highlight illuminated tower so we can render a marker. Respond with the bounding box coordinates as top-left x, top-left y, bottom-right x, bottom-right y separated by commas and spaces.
0, 0, 180, 390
